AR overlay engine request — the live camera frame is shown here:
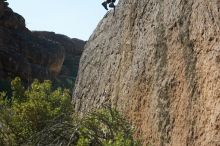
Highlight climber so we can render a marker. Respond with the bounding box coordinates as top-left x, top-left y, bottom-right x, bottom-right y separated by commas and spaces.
102, 0, 116, 10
